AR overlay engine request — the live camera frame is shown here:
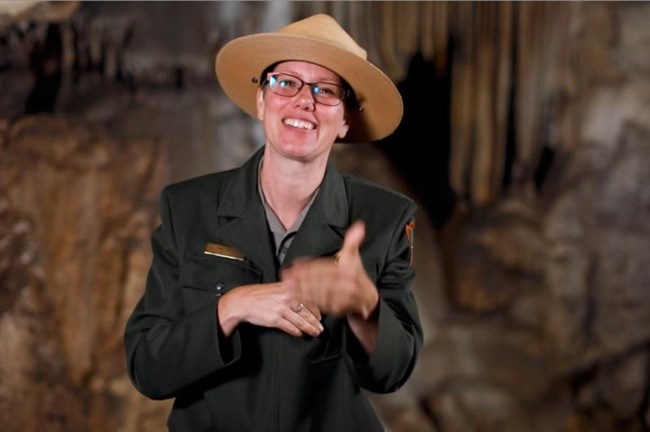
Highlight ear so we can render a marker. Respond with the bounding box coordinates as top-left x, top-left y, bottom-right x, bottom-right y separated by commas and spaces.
256, 88, 265, 121
337, 115, 350, 139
